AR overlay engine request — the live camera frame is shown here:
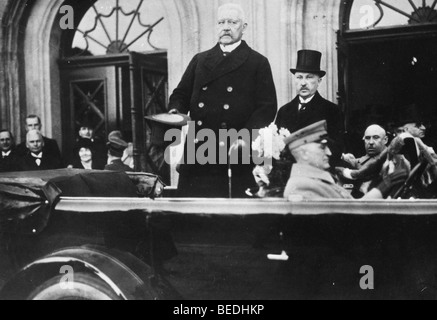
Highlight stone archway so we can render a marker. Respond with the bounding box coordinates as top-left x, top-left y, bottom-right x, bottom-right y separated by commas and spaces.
1, 0, 201, 146
0, 0, 32, 139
